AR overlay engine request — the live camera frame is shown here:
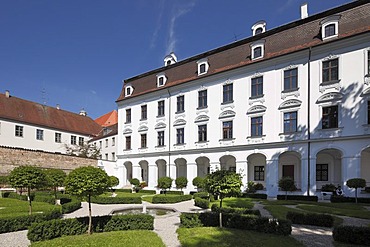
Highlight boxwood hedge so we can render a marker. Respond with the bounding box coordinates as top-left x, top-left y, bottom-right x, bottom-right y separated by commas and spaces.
90, 196, 141, 204
211, 204, 261, 216
152, 194, 192, 203
333, 225, 370, 245
286, 211, 334, 227
277, 195, 318, 201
